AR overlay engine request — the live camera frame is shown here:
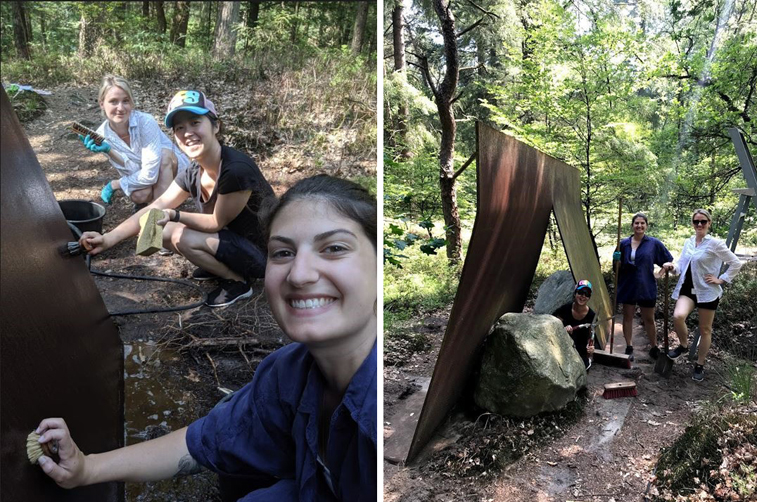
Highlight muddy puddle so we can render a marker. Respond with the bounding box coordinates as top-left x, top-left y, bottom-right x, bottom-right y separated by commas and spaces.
123, 340, 221, 501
